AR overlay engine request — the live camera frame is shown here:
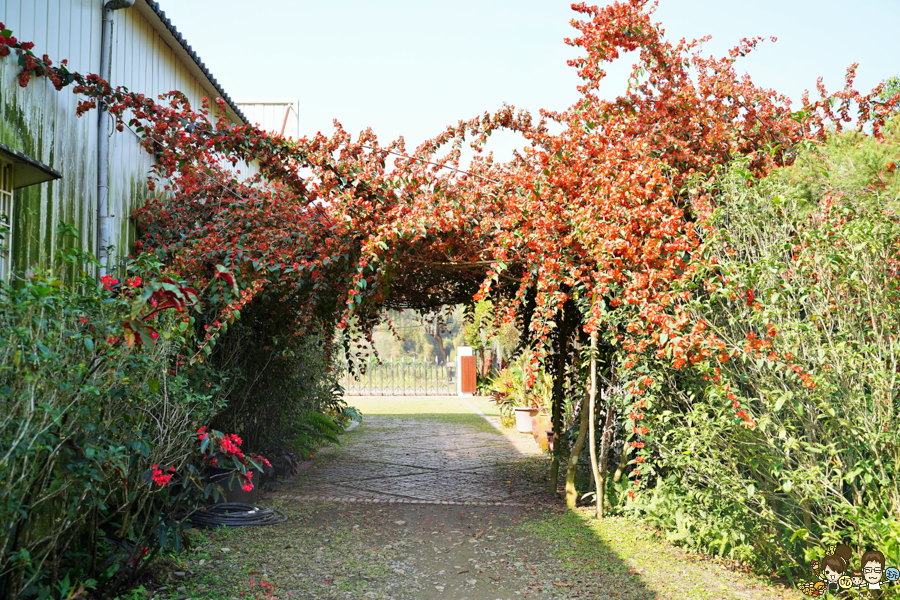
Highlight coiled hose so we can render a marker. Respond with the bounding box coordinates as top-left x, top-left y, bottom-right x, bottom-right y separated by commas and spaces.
188, 503, 287, 528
